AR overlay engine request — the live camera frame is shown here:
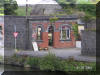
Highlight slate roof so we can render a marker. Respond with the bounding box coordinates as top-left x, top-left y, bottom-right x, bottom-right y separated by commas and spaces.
4, 15, 78, 21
